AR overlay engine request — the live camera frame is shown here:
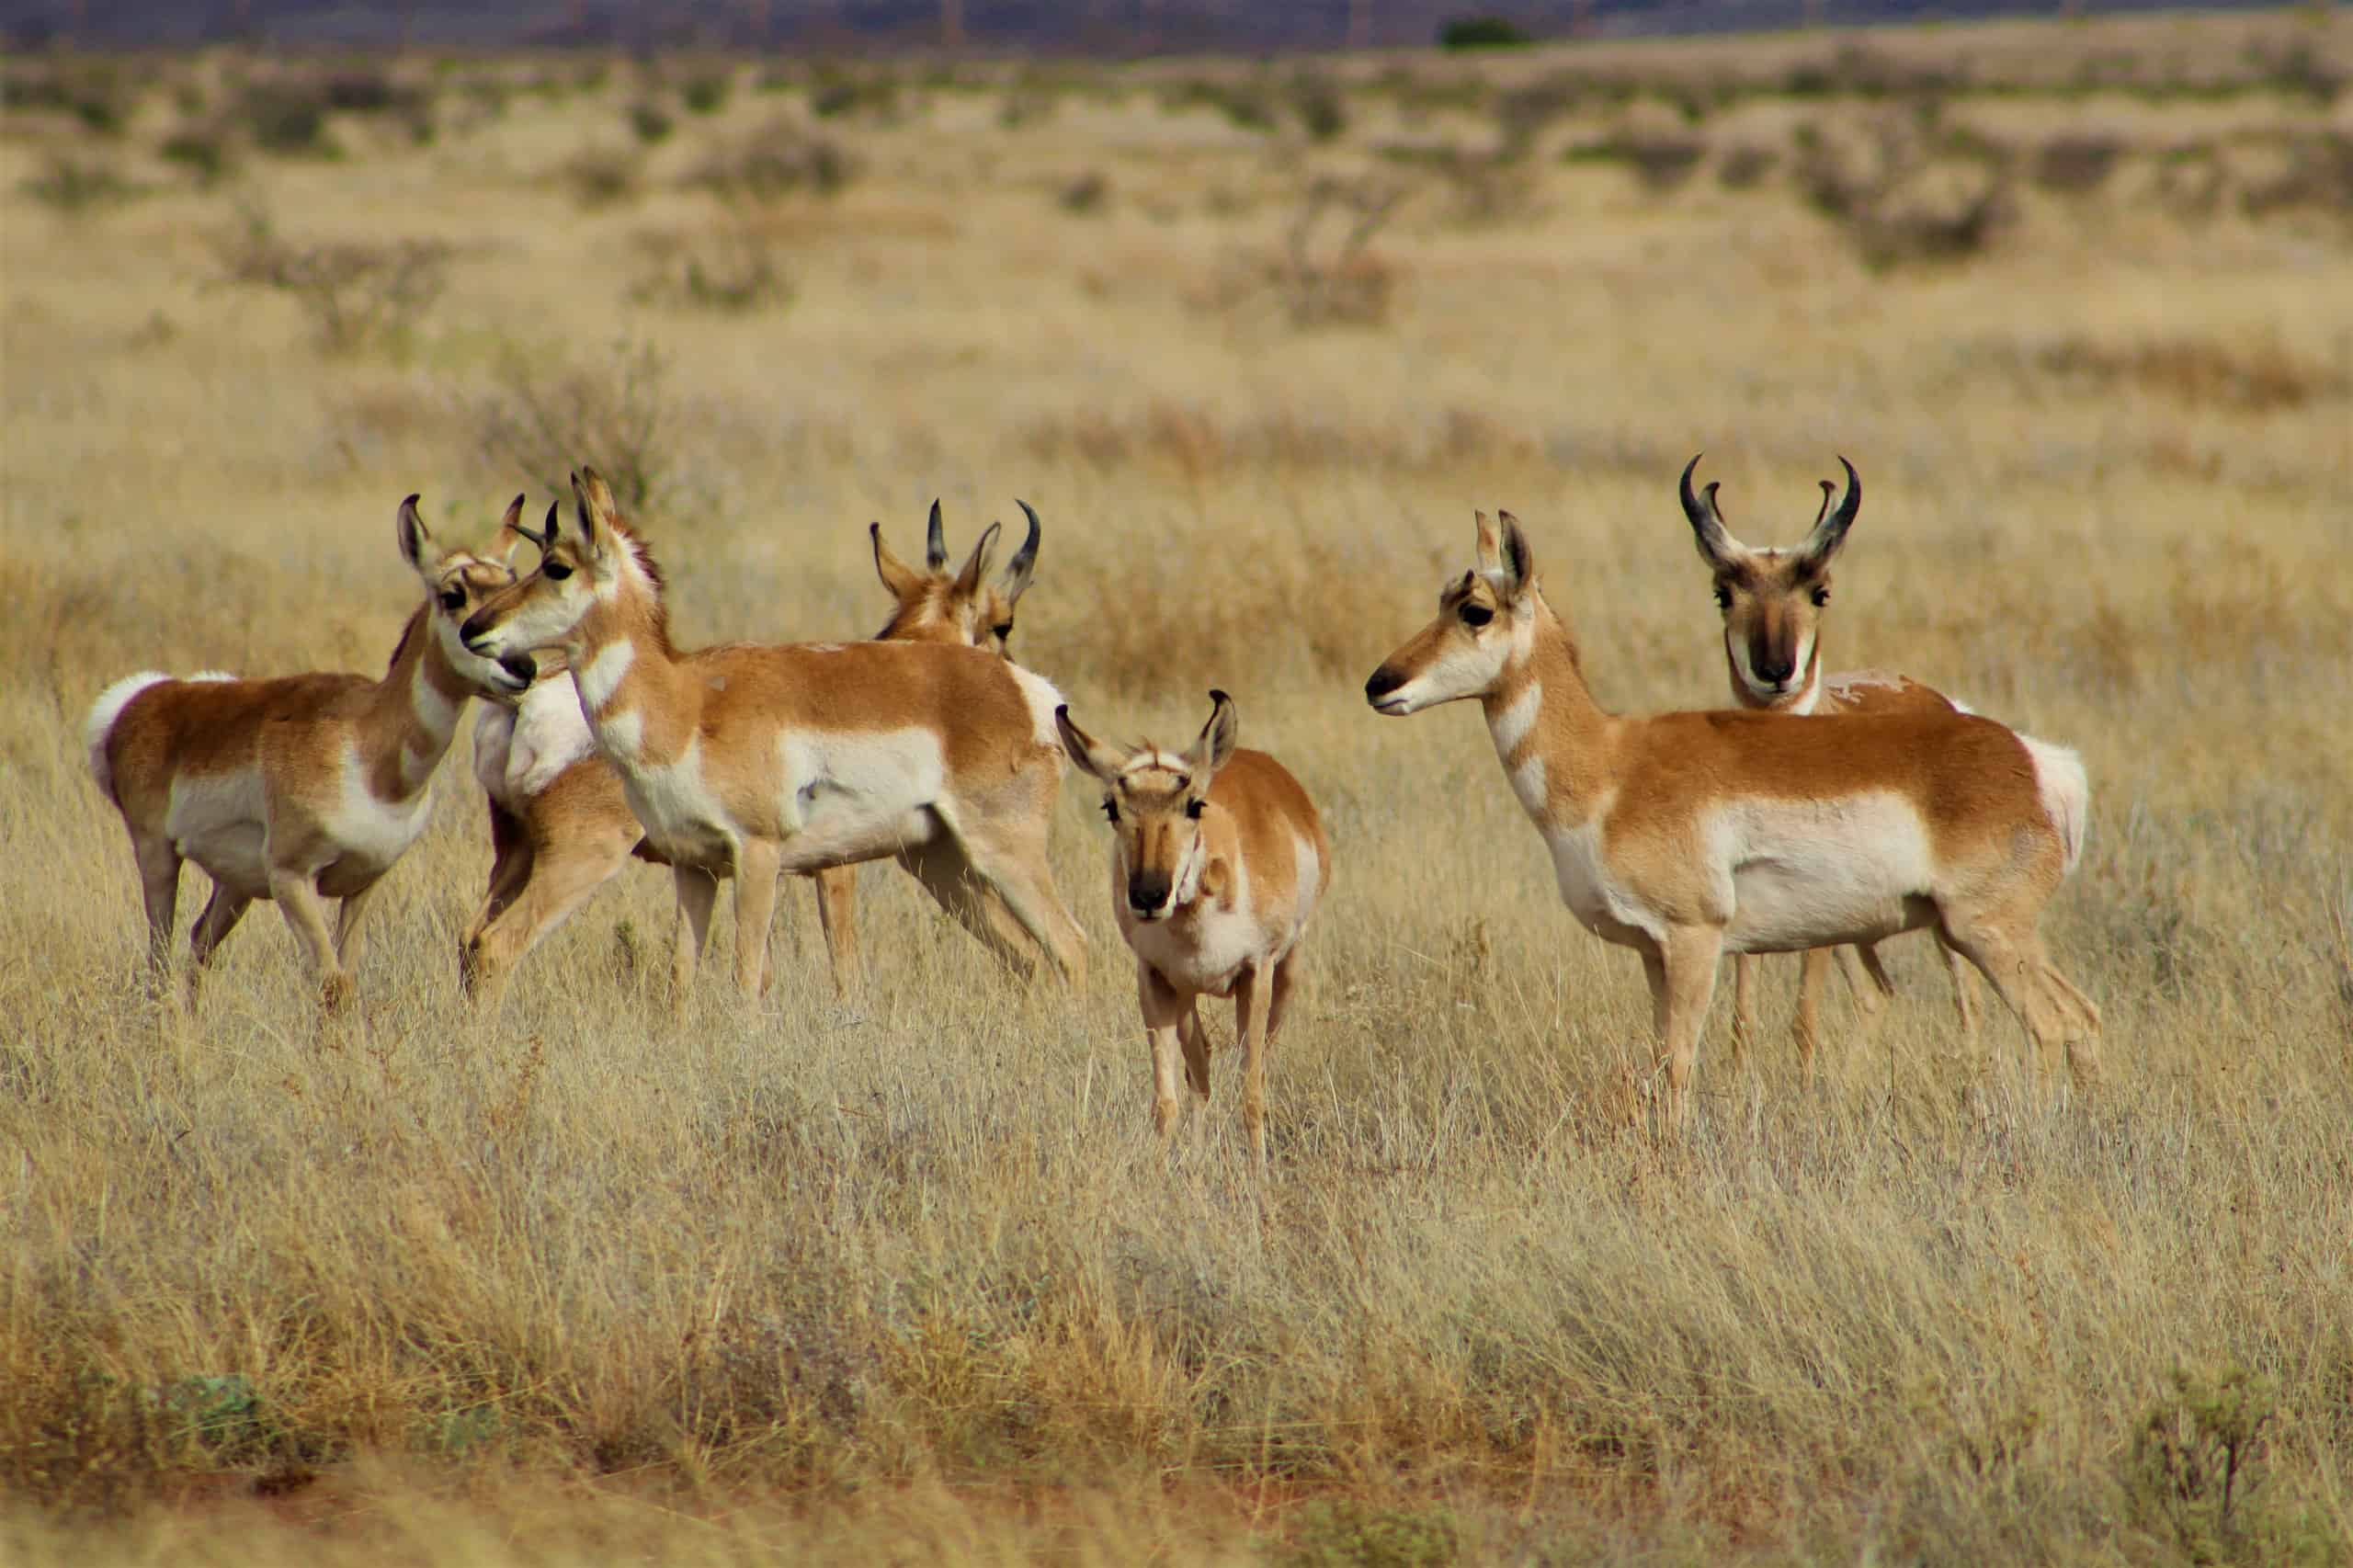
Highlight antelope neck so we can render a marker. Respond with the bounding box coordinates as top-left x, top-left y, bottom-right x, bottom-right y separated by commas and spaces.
1479, 596, 1617, 825
365, 602, 475, 801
